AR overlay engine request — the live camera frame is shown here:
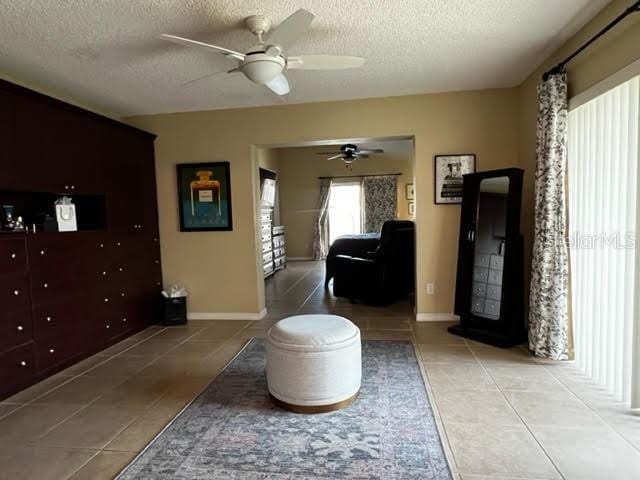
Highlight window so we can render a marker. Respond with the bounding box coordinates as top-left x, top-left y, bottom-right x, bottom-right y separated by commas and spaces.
328, 182, 362, 245
568, 75, 640, 406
